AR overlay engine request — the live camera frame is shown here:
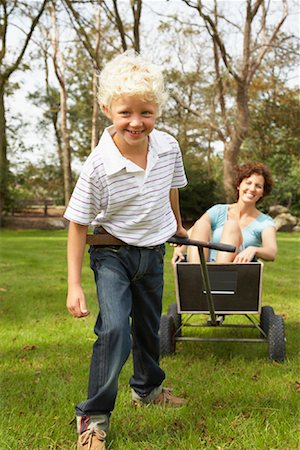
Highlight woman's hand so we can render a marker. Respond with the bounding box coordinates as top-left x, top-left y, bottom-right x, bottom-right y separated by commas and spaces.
170, 225, 188, 265
171, 246, 186, 265
233, 246, 257, 263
